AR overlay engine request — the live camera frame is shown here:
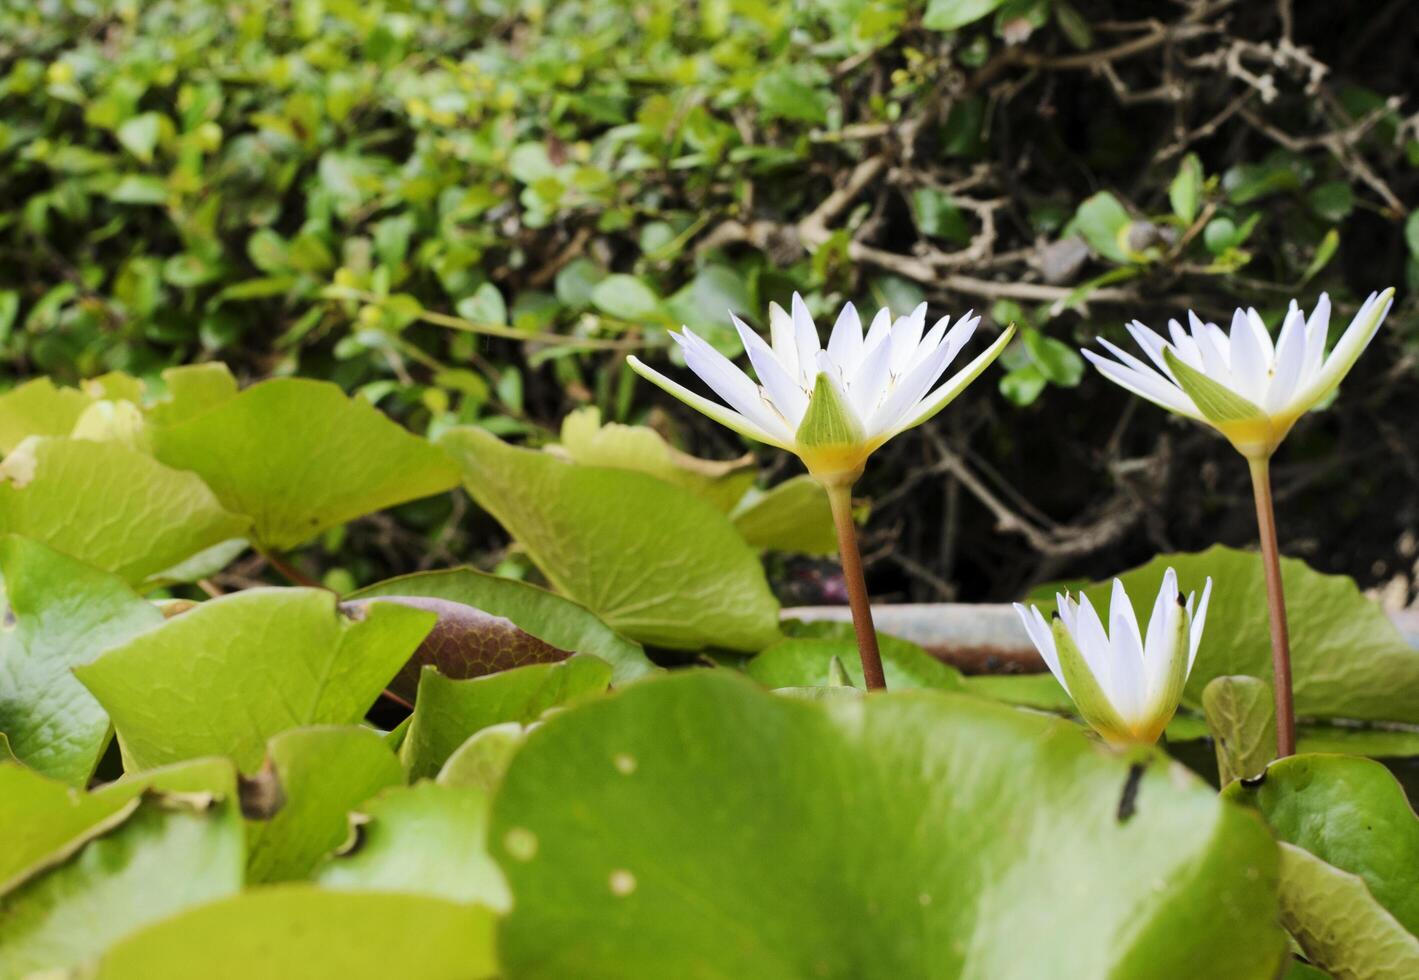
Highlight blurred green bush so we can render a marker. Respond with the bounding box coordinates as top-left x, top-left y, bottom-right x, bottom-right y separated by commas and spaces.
1, 0, 1415, 598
